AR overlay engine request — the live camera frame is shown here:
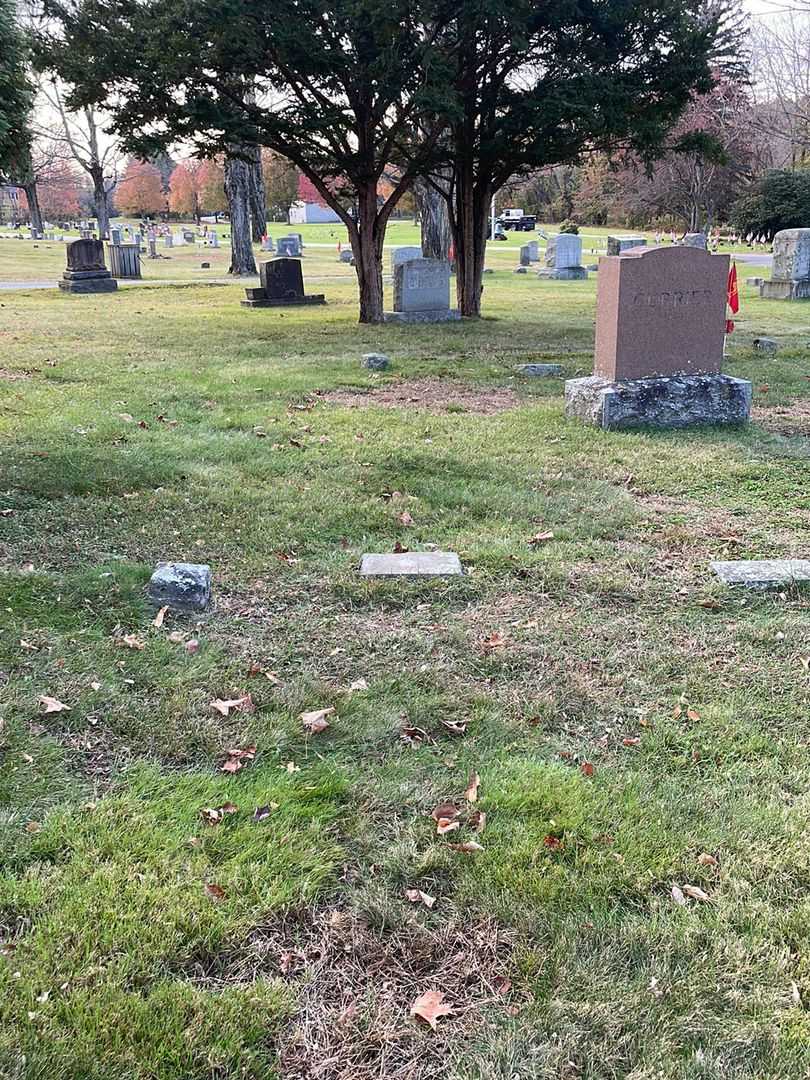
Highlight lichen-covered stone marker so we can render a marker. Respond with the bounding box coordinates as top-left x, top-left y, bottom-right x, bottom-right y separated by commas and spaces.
710, 560, 810, 589
360, 552, 463, 577
148, 562, 212, 611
